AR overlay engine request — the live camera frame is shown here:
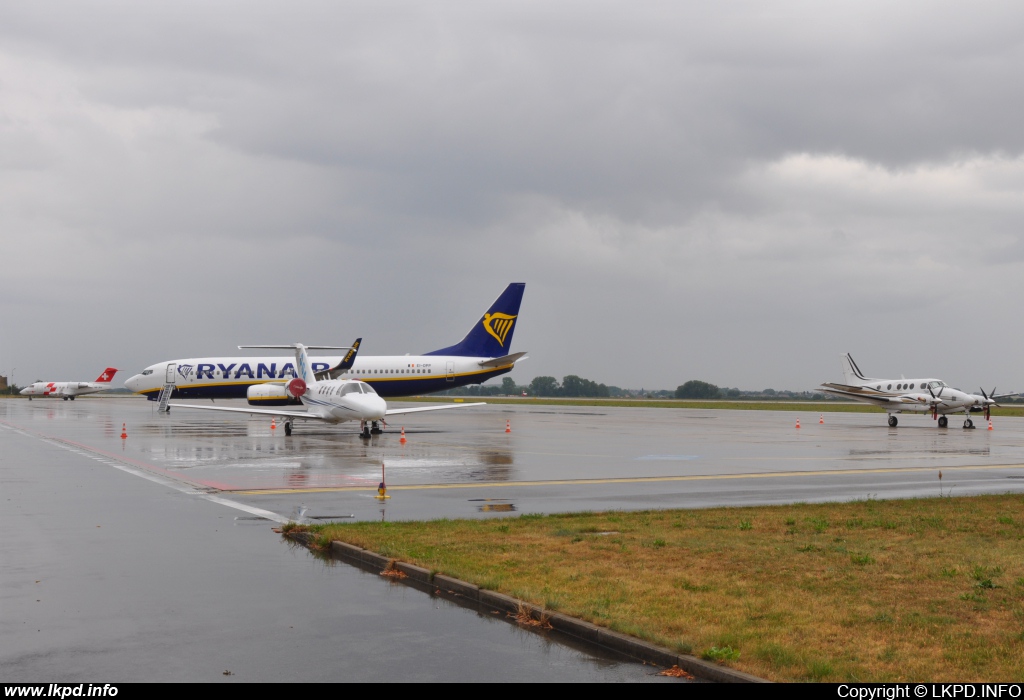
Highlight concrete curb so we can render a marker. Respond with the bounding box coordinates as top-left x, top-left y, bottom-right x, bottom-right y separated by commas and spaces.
284, 531, 768, 683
